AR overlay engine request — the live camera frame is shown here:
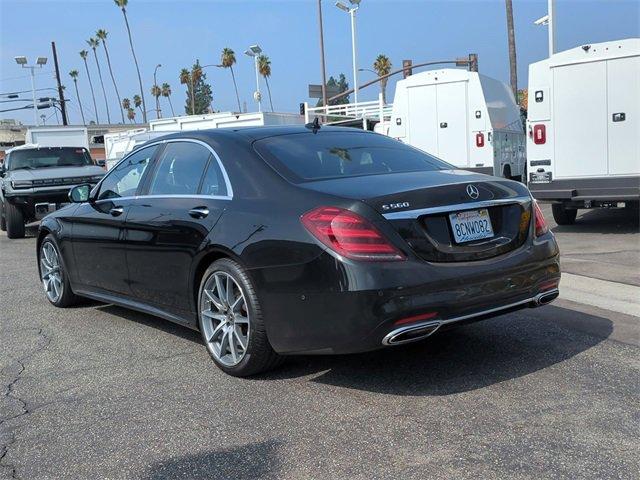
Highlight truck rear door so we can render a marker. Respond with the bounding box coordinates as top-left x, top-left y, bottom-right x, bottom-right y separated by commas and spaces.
607, 56, 640, 175
435, 81, 469, 166
553, 61, 608, 178
407, 84, 439, 156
